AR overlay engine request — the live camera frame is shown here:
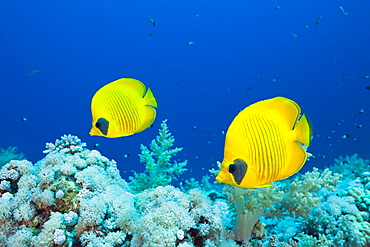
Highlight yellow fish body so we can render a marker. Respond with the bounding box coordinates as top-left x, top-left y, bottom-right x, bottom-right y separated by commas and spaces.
90, 78, 157, 138
216, 96, 312, 188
